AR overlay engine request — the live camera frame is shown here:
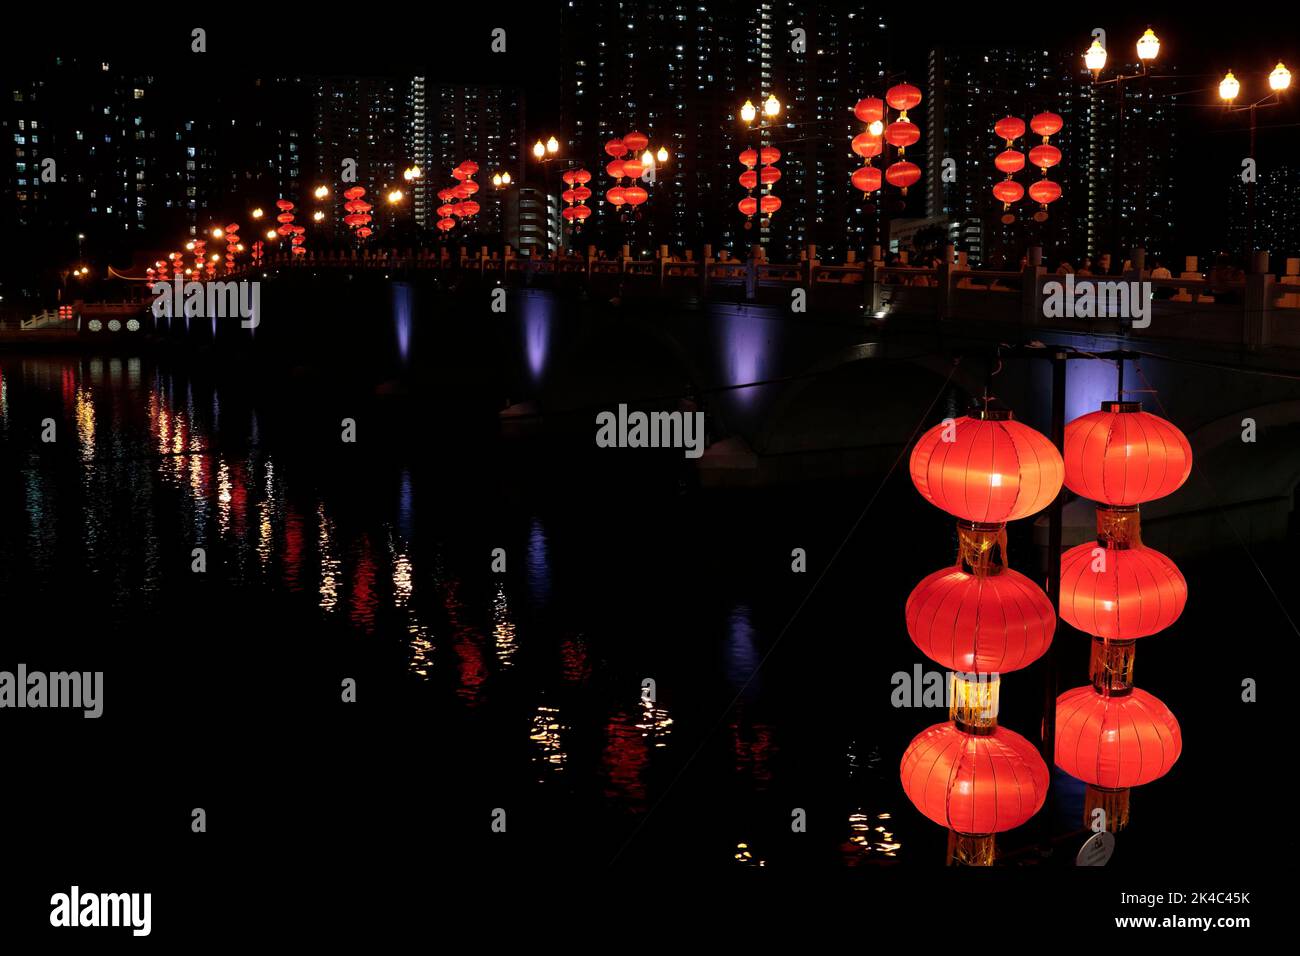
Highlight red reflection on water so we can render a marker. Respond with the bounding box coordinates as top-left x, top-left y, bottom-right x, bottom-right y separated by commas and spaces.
349, 535, 377, 633
560, 636, 591, 685
603, 711, 649, 807
282, 508, 304, 591
443, 579, 486, 704
730, 716, 774, 786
